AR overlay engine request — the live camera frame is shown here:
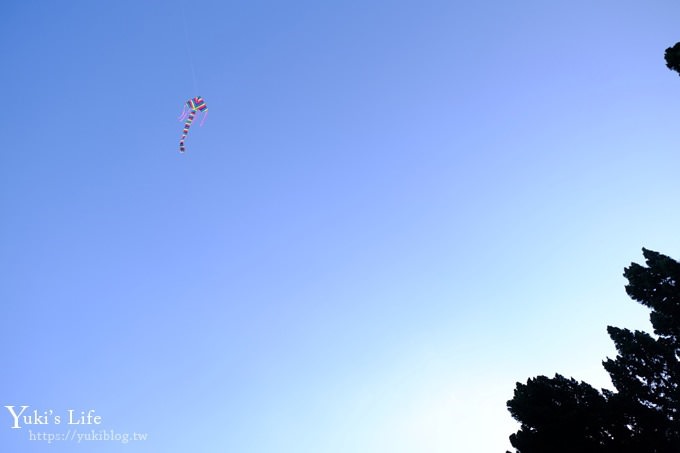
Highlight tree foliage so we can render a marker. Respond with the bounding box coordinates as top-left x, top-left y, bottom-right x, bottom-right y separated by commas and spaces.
506, 375, 612, 453
664, 42, 680, 76
506, 249, 680, 453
